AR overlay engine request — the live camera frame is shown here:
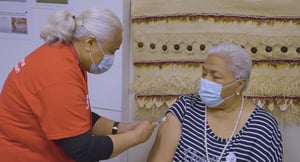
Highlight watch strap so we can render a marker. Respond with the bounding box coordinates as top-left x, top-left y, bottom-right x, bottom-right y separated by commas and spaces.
112, 121, 120, 135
